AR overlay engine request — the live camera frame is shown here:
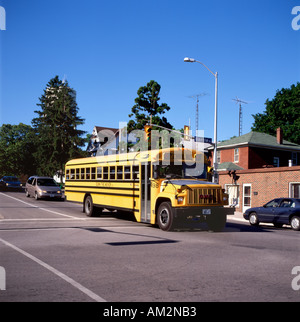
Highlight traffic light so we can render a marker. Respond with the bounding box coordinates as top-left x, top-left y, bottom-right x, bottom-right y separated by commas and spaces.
144, 125, 152, 141
184, 125, 190, 141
